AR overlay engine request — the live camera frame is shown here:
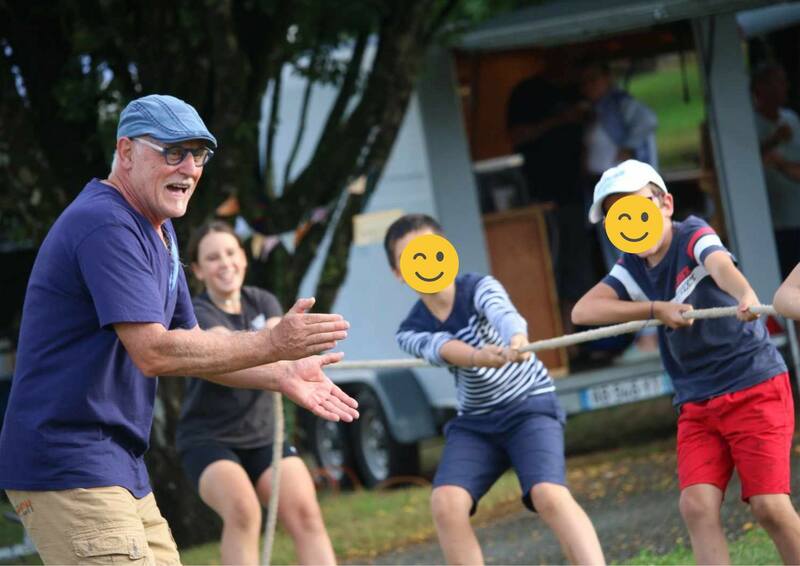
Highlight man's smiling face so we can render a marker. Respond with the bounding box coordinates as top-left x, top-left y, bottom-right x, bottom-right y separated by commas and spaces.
393, 229, 459, 294
125, 136, 204, 224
